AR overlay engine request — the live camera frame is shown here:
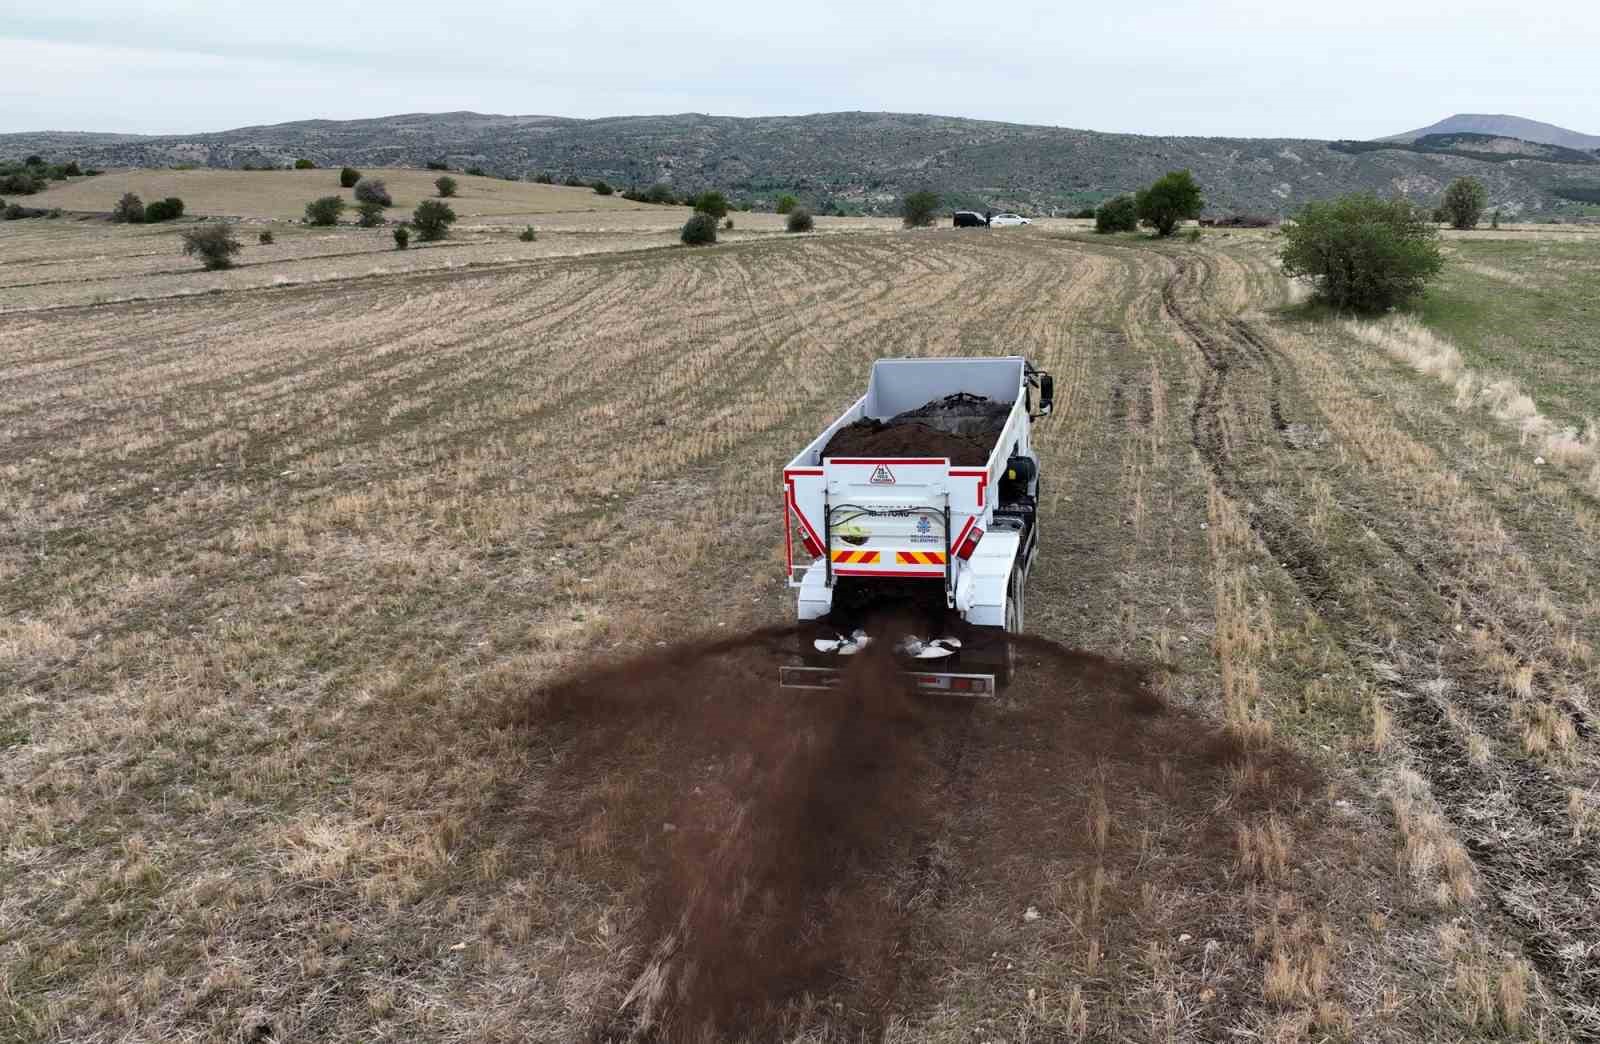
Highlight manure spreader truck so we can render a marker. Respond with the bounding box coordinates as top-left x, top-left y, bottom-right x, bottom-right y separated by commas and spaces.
781, 356, 1055, 694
